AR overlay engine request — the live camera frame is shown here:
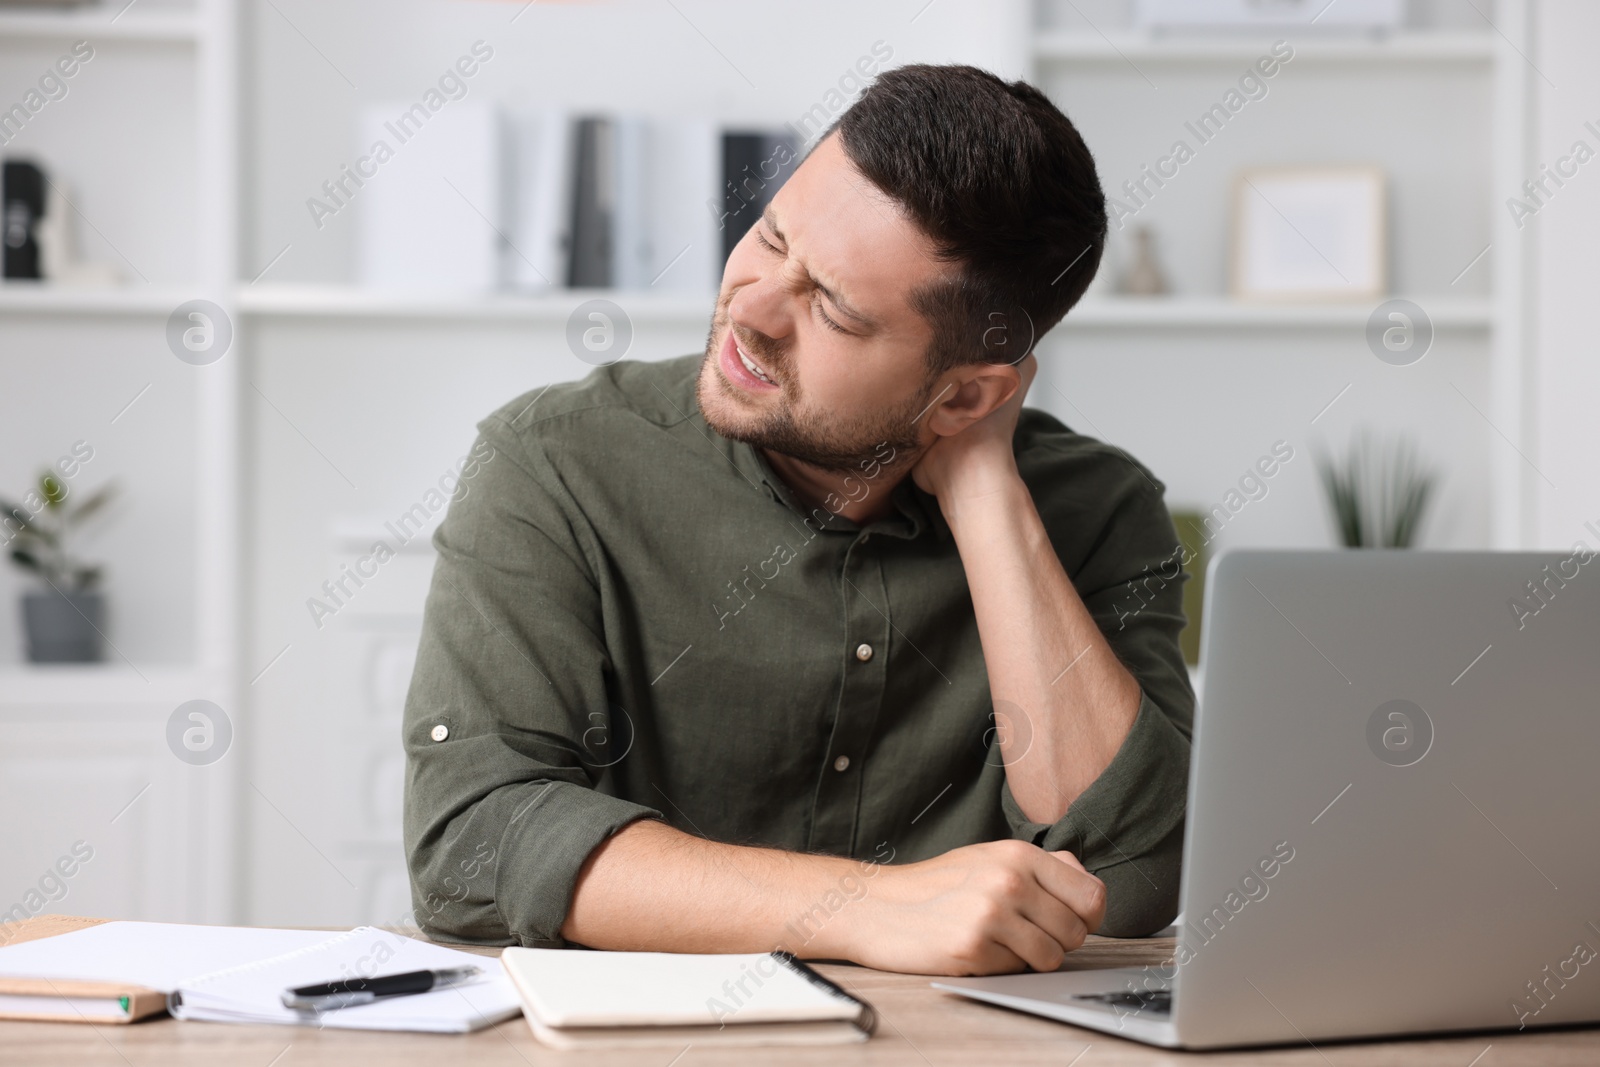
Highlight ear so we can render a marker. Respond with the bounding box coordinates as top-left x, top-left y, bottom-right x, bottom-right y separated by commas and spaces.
924, 364, 1021, 438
